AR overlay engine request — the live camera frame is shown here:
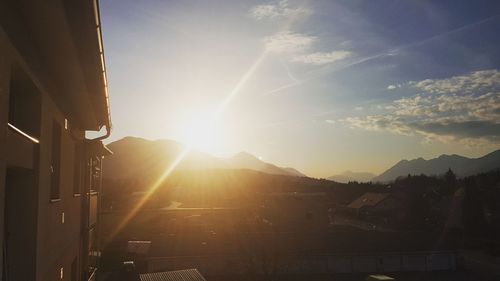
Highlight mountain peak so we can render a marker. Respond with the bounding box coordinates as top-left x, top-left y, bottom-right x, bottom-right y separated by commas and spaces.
232, 151, 259, 160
